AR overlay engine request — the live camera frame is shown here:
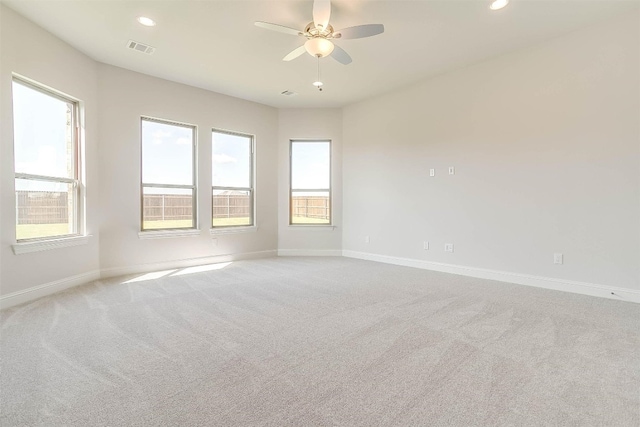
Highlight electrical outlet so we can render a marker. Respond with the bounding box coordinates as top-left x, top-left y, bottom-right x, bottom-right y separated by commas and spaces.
554, 253, 563, 264
449, 166, 455, 175
423, 241, 429, 250
430, 169, 435, 177
365, 236, 370, 244
211, 238, 218, 247
445, 243, 454, 253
